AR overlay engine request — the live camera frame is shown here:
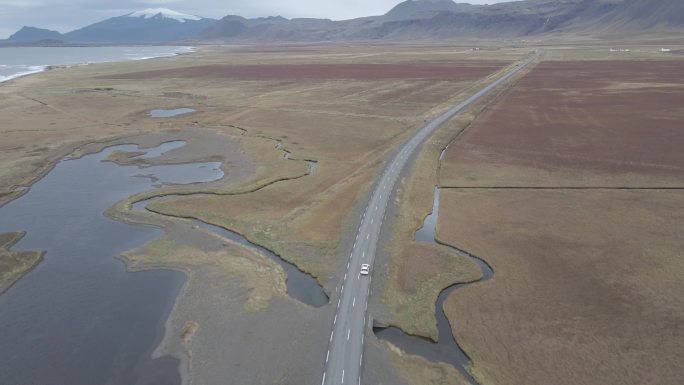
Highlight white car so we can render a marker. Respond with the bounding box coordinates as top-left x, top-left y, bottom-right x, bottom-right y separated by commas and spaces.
360, 264, 370, 275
